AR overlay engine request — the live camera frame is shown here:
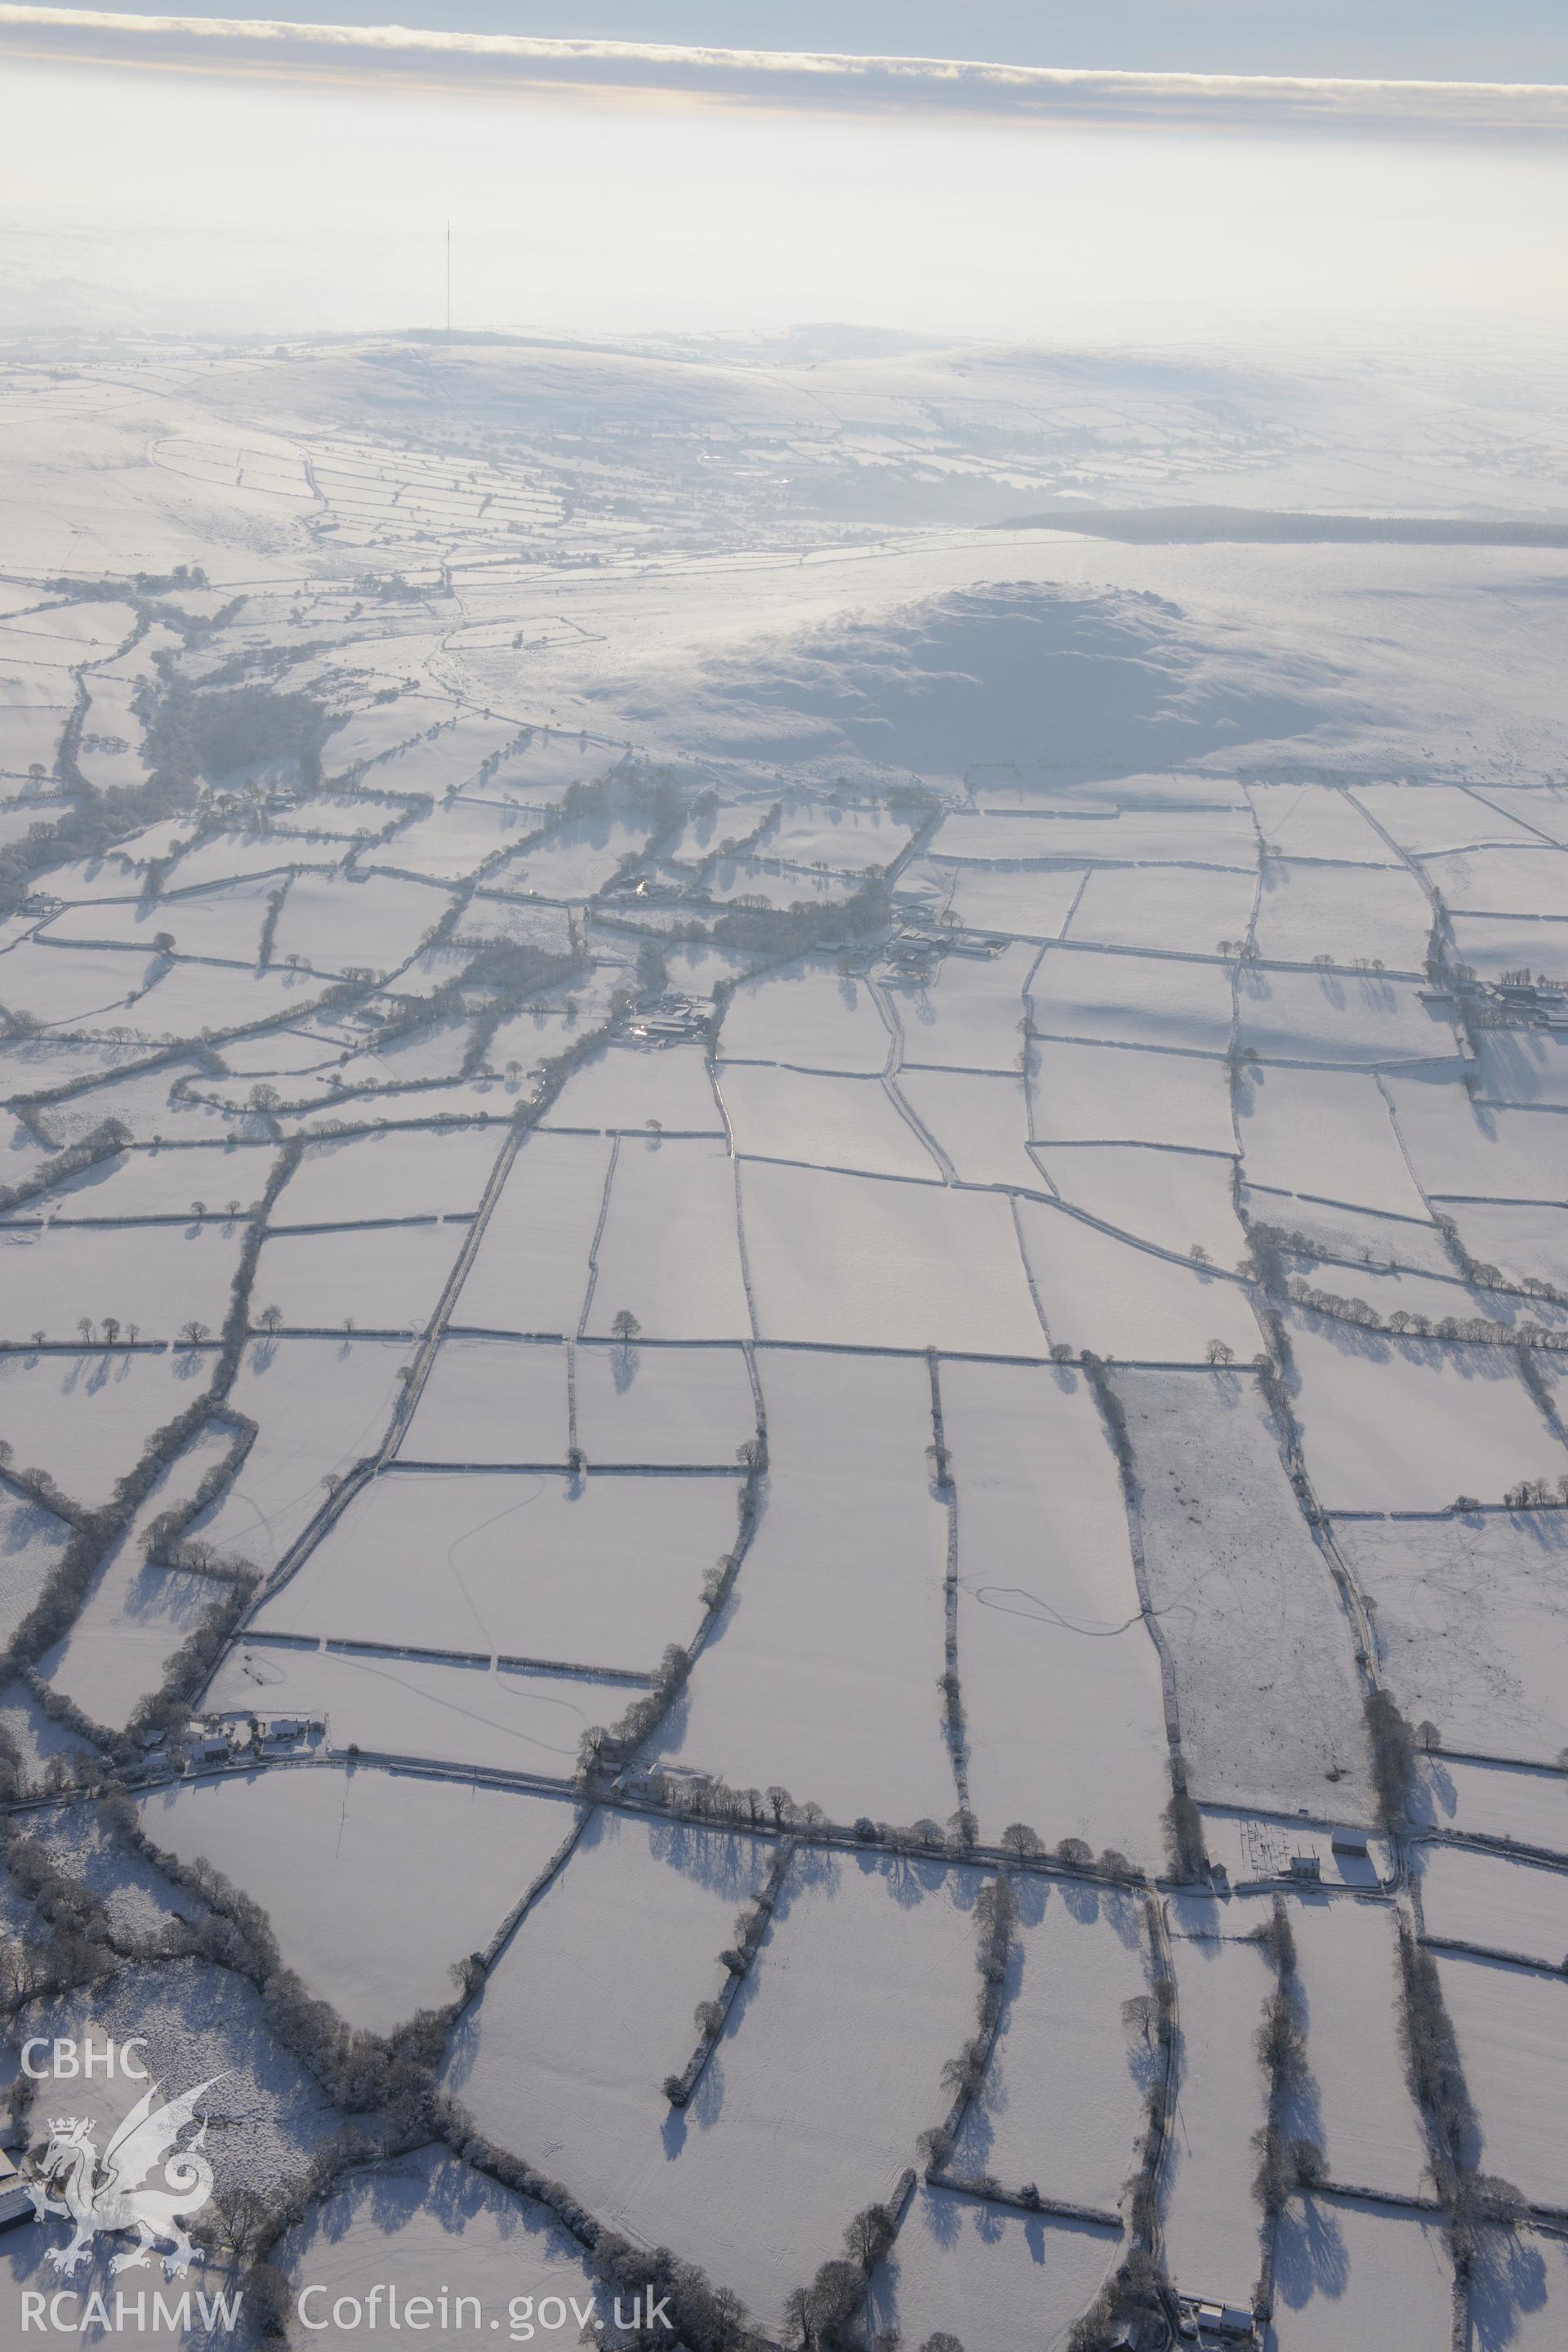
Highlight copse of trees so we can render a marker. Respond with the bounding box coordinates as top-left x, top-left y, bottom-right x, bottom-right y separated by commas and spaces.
1283, 1271, 1568, 1354
0, 1722, 23, 1807
149, 680, 336, 797
100, 1799, 454, 2132
2, 670, 336, 920
123, 1574, 260, 1751
581, 1415, 767, 1780
665, 1840, 795, 2108
703, 876, 893, 961
1068, 1899, 1180, 2350
1250, 1895, 1321, 2256
1392, 1918, 1526, 2274
1078, 1352, 1134, 1477
1067, 2249, 1171, 2352
1162, 1752, 1209, 1882
0, 1828, 118, 2037
785, 2199, 903, 2351
0, 1444, 87, 1530
1364, 1687, 1418, 1833
0, 1138, 297, 1713
1396, 1920, 1472, 2200
635, 937, 668, 997
629, 1769, 823, 1833
0, 1118, 130, 1219
577, 1642, 692, 1783
918, 1873, 1018, 2187
0, 1392, 215, 1684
